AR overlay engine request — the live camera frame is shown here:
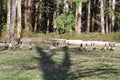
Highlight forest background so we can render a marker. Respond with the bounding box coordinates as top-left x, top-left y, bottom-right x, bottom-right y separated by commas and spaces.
0, 0, 120, 46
